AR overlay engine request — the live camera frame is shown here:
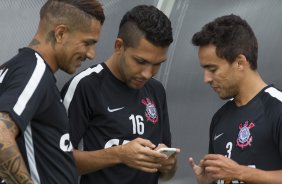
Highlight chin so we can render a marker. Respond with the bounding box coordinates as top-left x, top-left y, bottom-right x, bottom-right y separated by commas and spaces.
128, 84, 143, 90
219, 94, 233, 100
62, 68, 76, 75
129, 86, 140, 90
